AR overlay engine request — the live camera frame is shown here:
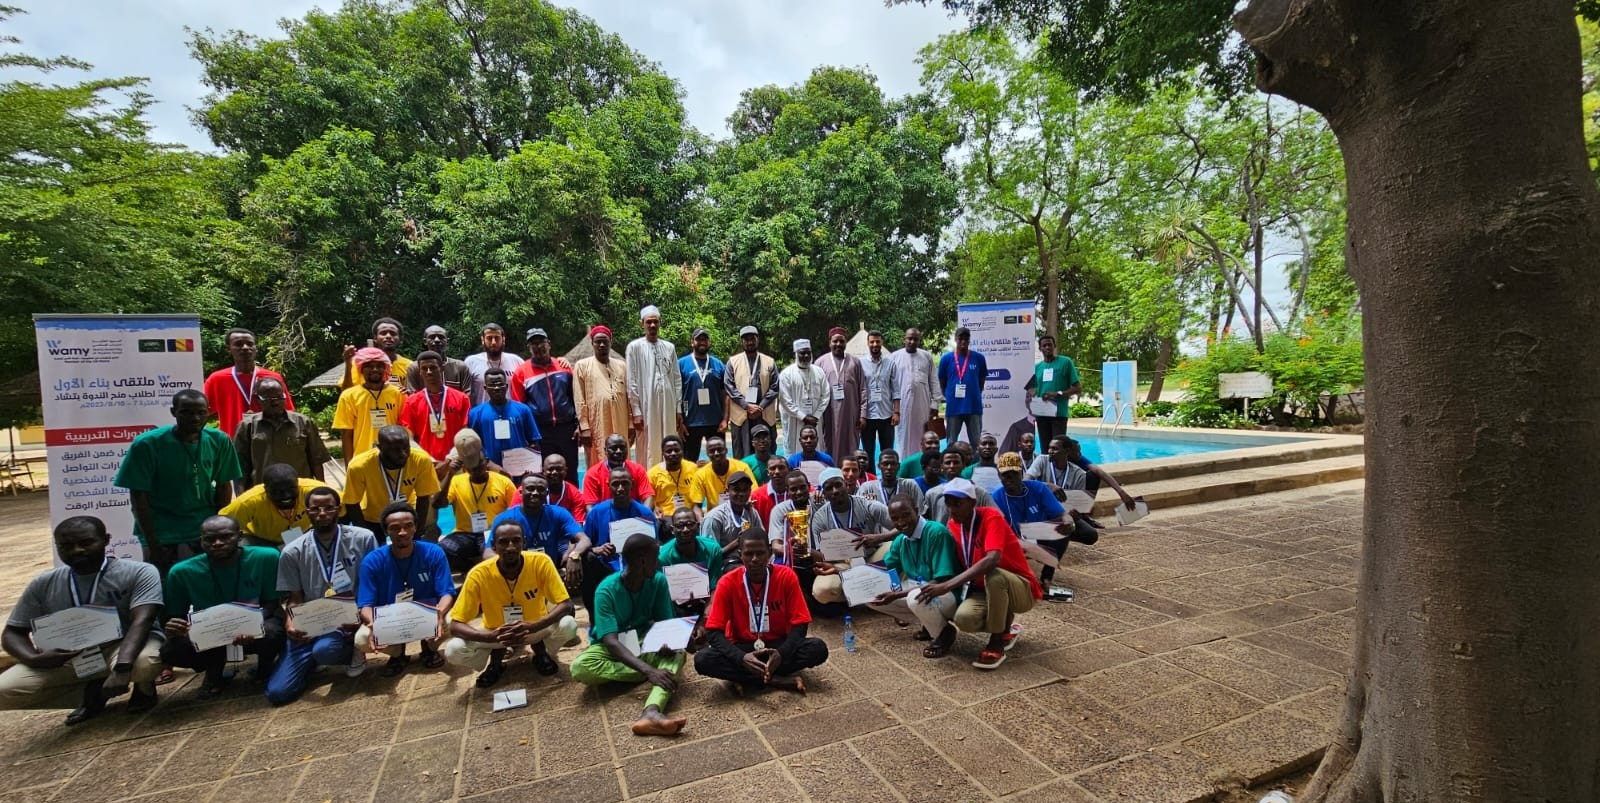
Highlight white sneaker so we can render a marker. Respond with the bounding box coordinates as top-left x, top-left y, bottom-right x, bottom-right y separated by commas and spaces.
345, 652, 368, 678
